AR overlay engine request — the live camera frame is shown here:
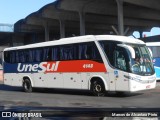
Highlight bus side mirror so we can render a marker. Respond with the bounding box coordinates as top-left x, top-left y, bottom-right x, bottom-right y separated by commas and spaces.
147, 48, 153, 58
117, 44, 135, 59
